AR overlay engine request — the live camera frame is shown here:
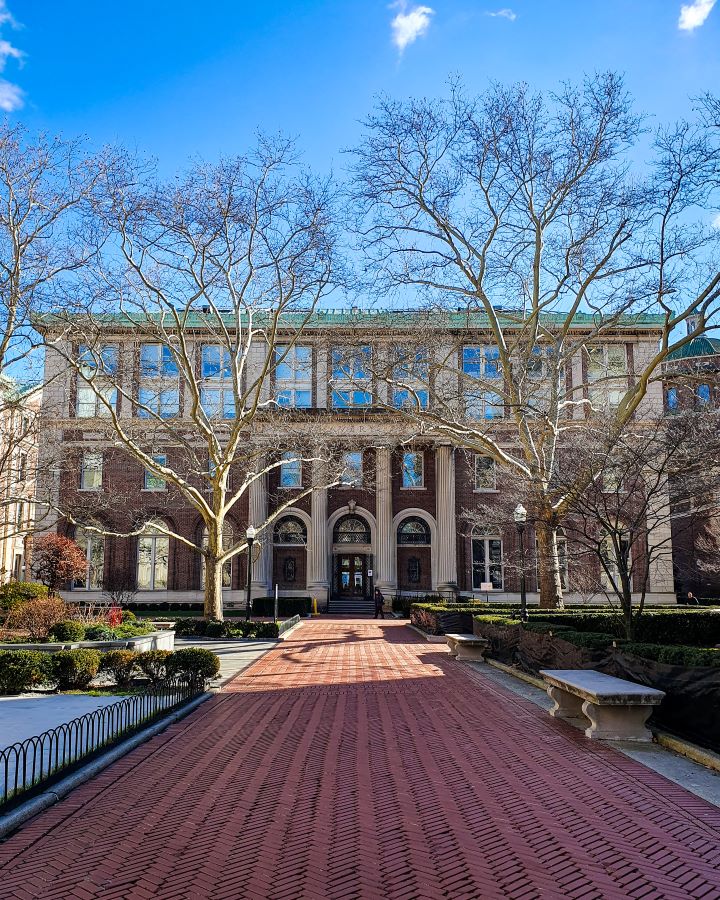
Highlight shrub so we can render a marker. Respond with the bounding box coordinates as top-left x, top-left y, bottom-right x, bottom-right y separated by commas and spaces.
251, 596, 311, 617
521, 621, 577, 635
48, 620, 86, 642
230, 621, 279, 639
6, 596, 69, 641
0, 650, 51, 693
173, 618, 205, 637
121, 609, 137, 622
136, 650, 173, 683
84, 624, 116, 641
205, 619, 232, 638
113, 622, 154, 638
622, 642, 720, 667
166, 647, 220, 685
0, 582, 48, 611
32, 534, 89, 594
100, 650, 139, 688
51, 649, 101, 689
556, 631, 620, 651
